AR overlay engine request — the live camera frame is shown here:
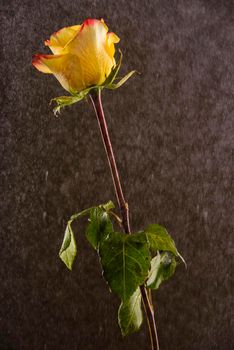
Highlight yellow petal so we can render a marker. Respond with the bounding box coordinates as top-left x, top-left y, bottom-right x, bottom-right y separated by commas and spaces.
106, 32, 120, 61
107, 32, 120, 45
100, 18, 109, 32
66, 19, 119, 87
45, 25, 81, 54
32, 54, 52, 73
32, 54, 84, 92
